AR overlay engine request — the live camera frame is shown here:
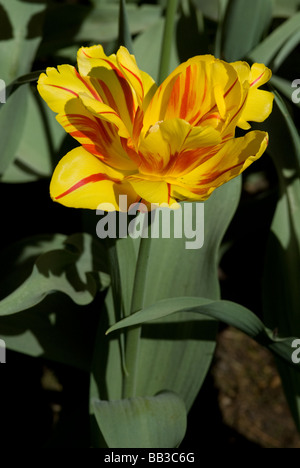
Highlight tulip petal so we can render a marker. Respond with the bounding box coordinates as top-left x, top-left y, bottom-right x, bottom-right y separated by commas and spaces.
56, 101, 137, 171
77, 45, 137, 132
78, 92, 130, 139
249, 63, 272, 89
138, 119, 221, 176
240, 89, 274, 126
143, 56, 215, 132
178, 130, 269, 198
37, 65, 101, 114
232, 62, 273, 129
50, 147, 139, 210
117, 47, 144, 103
128, 177, 173, 205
